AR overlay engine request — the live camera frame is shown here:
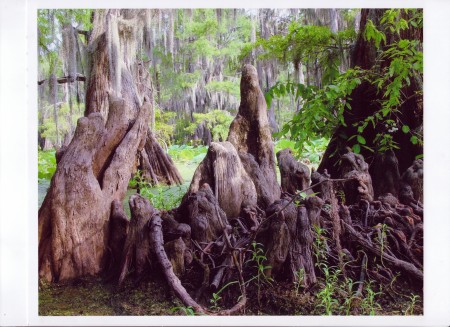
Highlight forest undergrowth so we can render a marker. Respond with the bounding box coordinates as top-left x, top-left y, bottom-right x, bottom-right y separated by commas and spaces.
38, 137, 422, 316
